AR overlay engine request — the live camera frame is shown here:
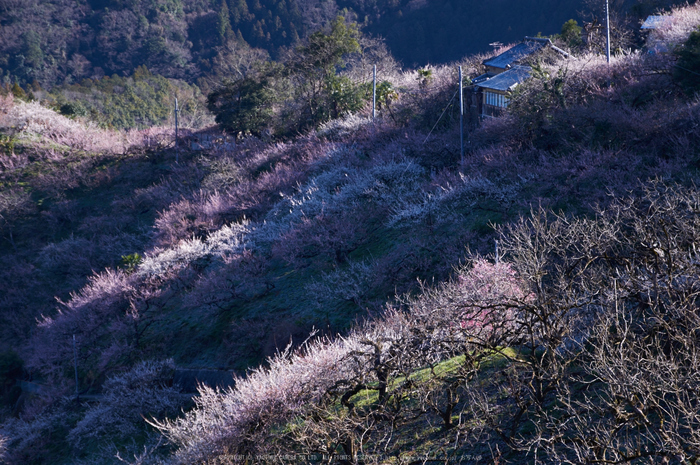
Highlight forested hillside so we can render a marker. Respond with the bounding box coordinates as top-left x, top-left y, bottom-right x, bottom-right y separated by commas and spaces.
1, 0, 683, 90
0, 0, 691, 131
